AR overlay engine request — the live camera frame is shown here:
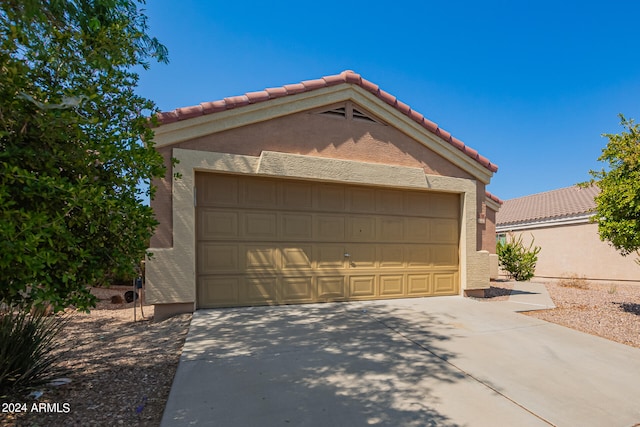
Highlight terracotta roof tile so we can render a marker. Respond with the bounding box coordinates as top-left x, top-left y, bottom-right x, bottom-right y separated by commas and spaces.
283, 83, 306, 94
496, 185, 599, 226
154, 70, 498, 172
301, 78, 327, 90
264, 87, 288, 98
485, 191, 503, 205
322, 74, 345, 86
176, 105, 203, 120
245, 90, 271, 103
